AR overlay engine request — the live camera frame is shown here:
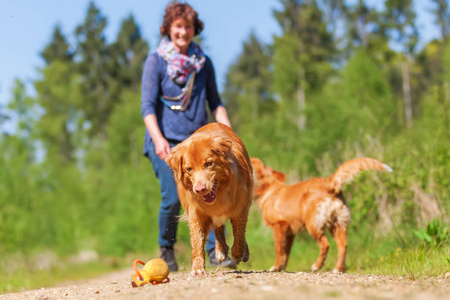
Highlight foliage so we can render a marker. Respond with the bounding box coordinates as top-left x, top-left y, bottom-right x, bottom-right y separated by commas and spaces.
413, 218, 449, 248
